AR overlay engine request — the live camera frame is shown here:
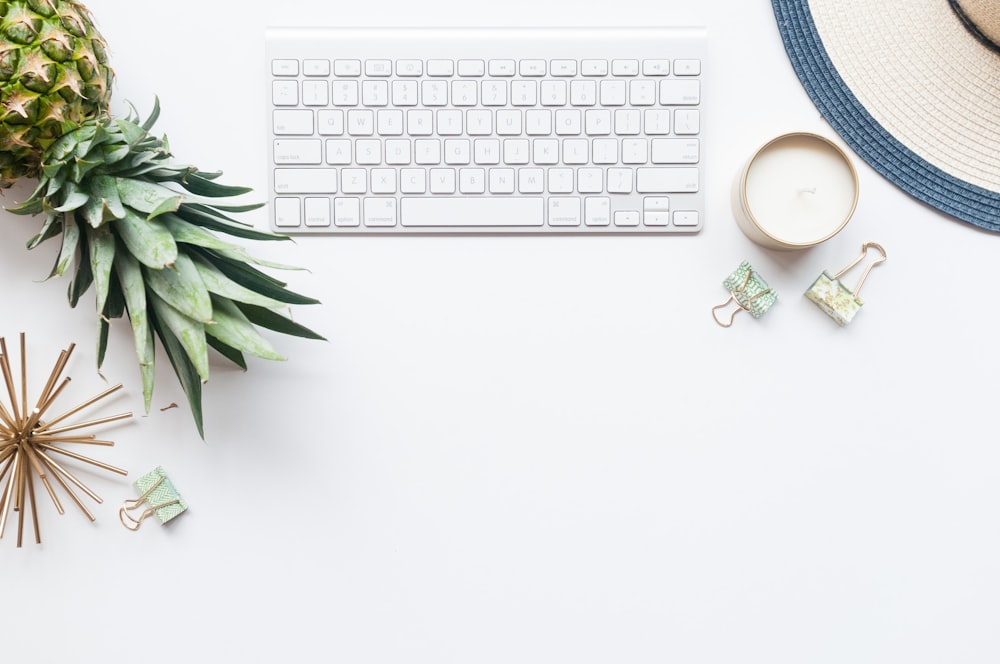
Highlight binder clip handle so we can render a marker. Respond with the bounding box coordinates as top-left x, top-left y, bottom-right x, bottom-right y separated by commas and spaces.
712, 261, 777, 327
119, 468, 187, 530
832, 241, 887, 298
